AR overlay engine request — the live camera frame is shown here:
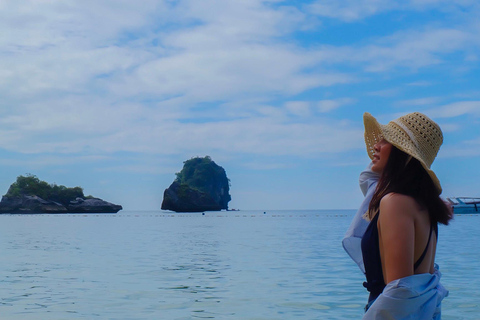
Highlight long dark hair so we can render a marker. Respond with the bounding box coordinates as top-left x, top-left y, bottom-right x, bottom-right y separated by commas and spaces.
367, 146, 452, 225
